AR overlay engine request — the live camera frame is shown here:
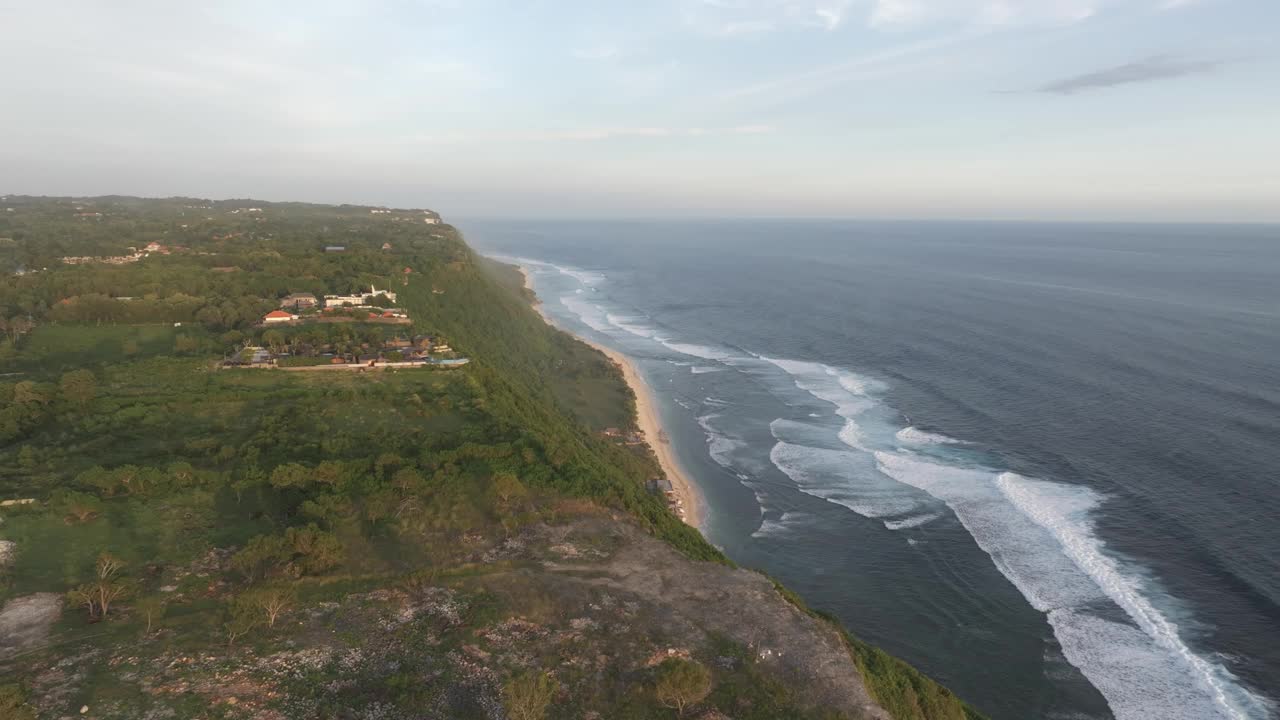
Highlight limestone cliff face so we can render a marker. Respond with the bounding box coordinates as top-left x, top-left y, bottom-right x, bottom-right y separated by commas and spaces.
526, 516, 891, 719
